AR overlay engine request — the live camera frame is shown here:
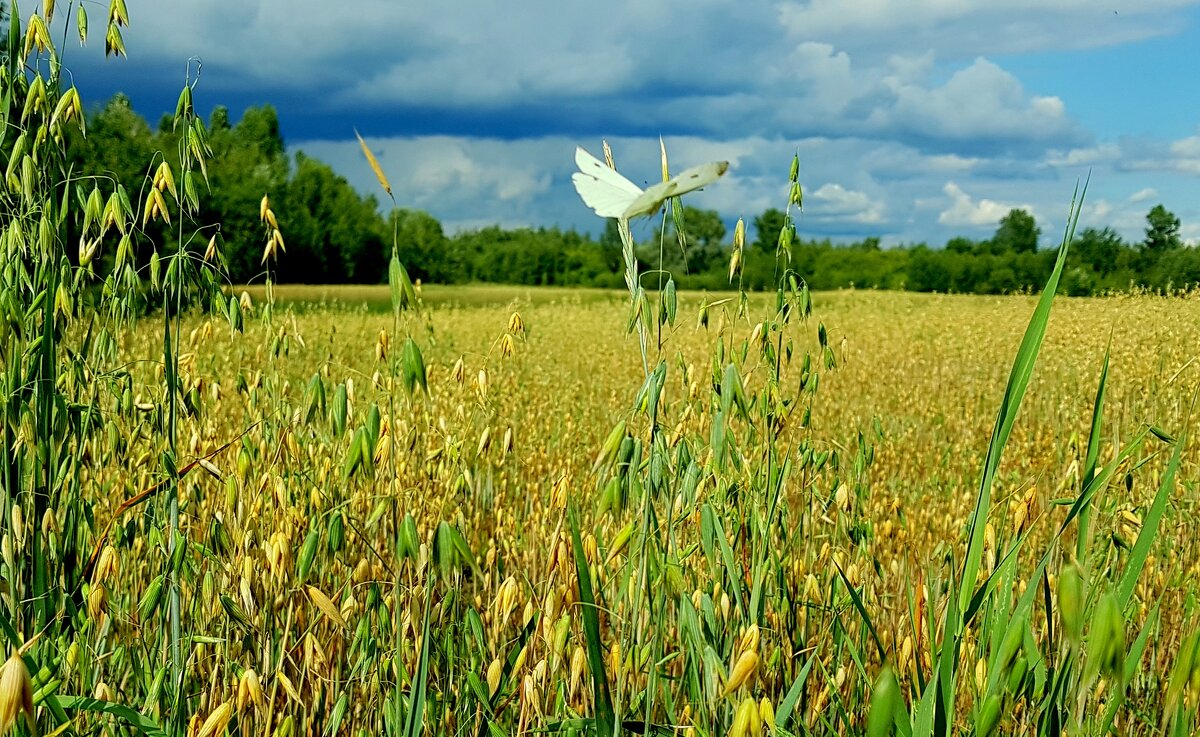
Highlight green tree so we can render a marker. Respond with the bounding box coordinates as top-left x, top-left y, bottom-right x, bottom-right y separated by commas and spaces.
393, 209, 451, 283
199, 105, 290, 282
991, 209, 1040, 253
945, 236, 976, 254
907, 246, 952, 291
1073, 227, 1124, 275
1143, 204, 1182, 255
665, 206, 726, 275
280, 152, 387, 282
